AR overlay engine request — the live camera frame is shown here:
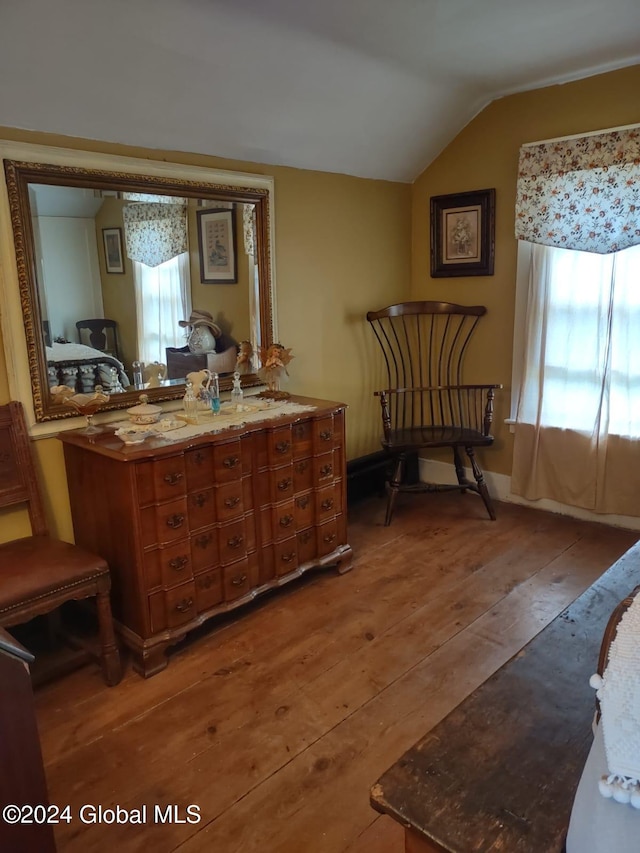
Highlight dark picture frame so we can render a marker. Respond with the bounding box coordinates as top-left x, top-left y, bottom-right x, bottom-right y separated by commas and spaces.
430, 188, 495, 277
102, 227, 125, 274
196, 208, 238, 284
